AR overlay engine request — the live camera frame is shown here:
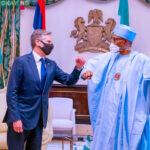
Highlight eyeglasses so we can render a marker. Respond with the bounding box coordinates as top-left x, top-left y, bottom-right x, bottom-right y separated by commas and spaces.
112, 37, 124, 42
